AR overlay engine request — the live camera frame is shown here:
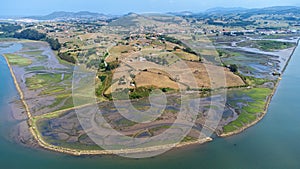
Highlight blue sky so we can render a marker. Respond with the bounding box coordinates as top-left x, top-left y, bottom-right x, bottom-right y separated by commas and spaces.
1, 0, 300, 16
